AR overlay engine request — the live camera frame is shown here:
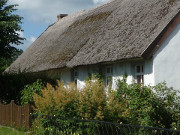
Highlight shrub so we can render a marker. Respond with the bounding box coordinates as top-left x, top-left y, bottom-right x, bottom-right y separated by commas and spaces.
32, 77, 179, 133
112, 77, 180, 129
33, 81, 80, 117
105, 87, 127, 123
21, 79, 45, 105
0, 73, 32, 104
0, 73, 55, 104
32, 78, 107, 134
78, 78, 106, 120
33, 78, 107, 119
